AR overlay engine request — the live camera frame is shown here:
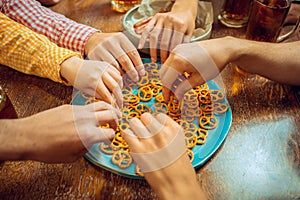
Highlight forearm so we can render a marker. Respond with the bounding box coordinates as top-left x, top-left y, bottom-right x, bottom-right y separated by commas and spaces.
232, 38, 300, 85
1, 0, 98, 56
145, 155, 207, 200
0, 119, 30, 161
0, 13, 81, 84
